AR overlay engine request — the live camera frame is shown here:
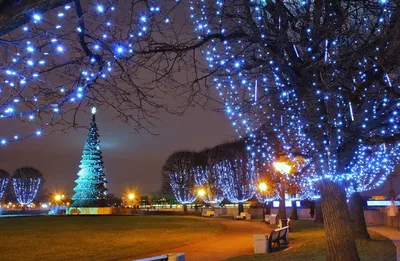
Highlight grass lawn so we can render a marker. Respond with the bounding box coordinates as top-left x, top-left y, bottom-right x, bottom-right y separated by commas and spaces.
227, 220, 396, 261
0, 215, 225, 261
